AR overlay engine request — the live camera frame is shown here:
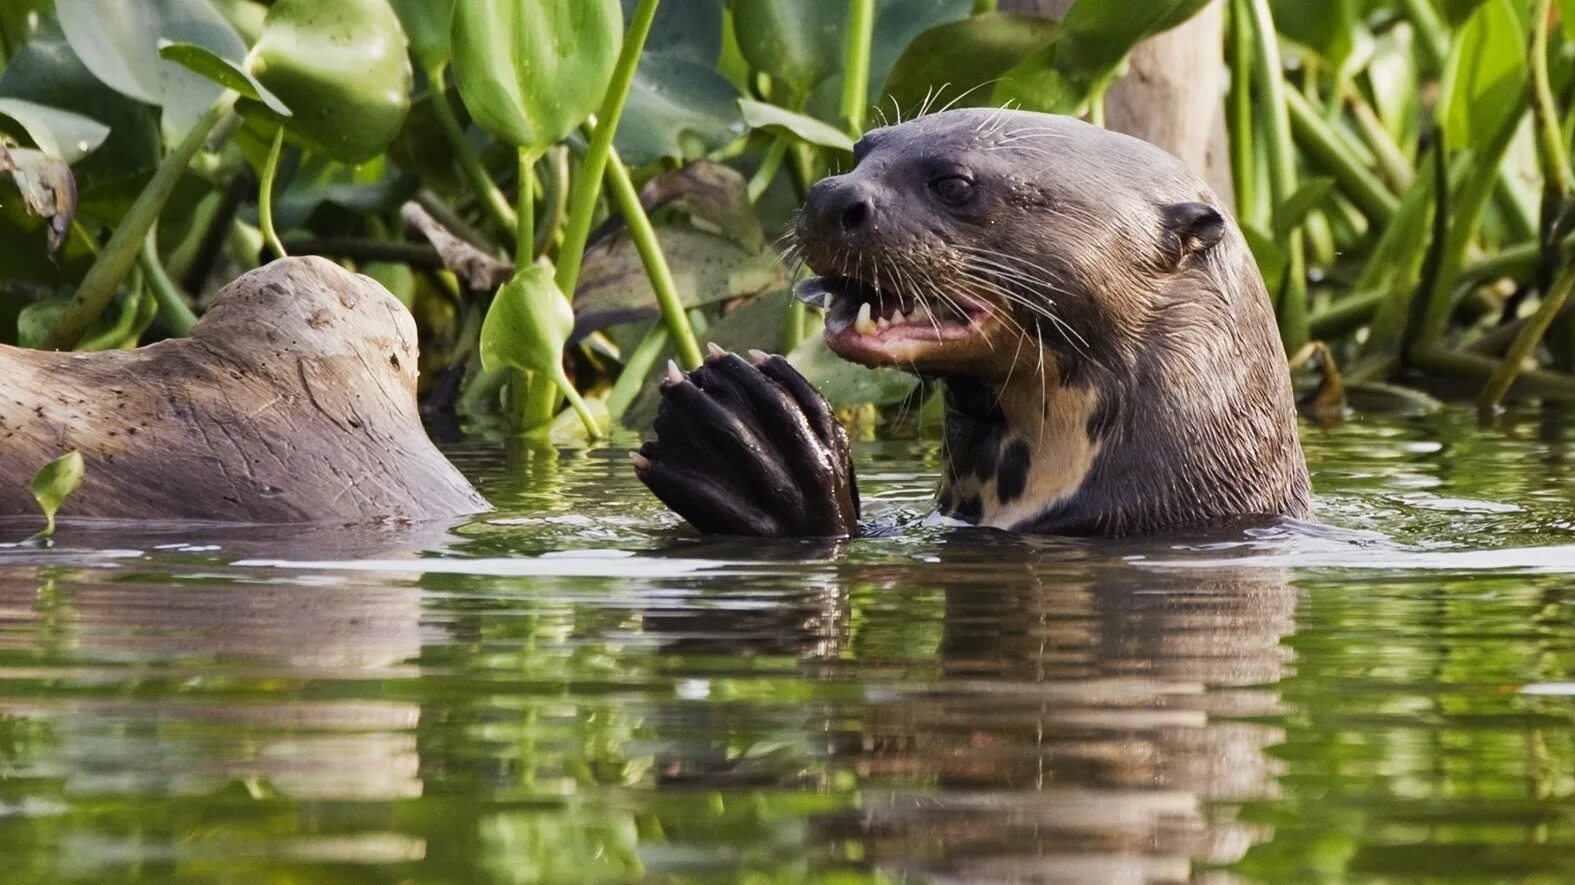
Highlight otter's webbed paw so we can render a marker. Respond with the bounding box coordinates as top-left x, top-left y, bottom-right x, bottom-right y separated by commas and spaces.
633, 348, 860, 538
